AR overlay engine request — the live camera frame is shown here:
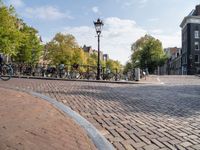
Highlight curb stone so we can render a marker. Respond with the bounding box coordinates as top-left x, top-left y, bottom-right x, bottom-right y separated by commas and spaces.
0, 85, 115, 150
